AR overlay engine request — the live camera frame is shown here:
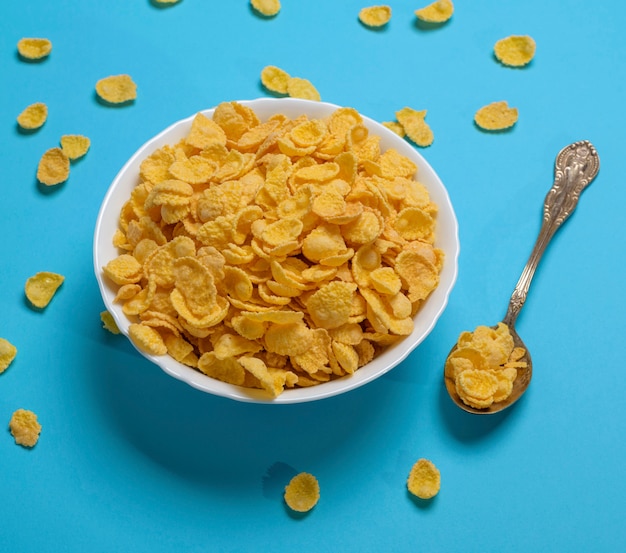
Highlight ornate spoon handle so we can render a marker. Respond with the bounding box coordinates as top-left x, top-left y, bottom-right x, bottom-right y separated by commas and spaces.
503, 140, 600, 327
